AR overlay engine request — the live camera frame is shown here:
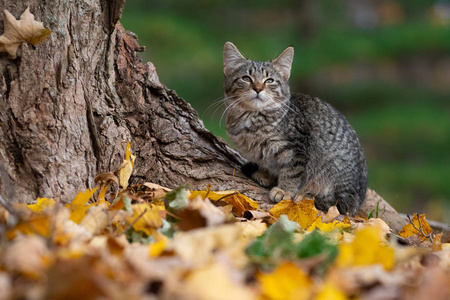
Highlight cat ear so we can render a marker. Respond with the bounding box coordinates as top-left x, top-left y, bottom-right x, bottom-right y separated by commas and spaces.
272, 46, 294, 80
224, 41, 246, 76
